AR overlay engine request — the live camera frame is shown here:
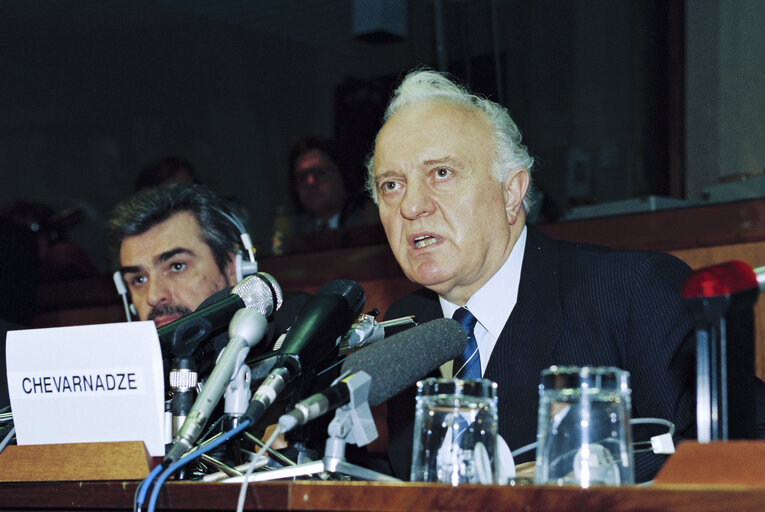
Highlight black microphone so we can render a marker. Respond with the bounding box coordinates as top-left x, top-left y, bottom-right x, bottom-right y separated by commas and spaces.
243, 279, 365, 424
277, 317, 468, 432
164, 273, 281, 442
165, 308, 268, 464
158, 272, 283, 357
